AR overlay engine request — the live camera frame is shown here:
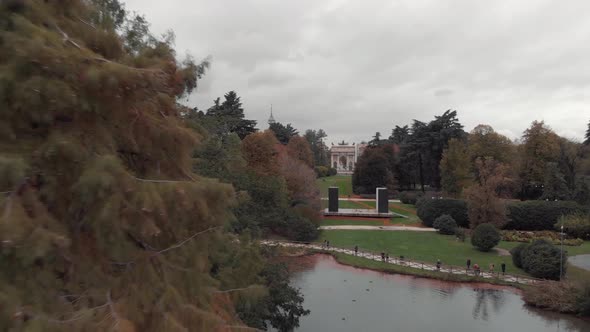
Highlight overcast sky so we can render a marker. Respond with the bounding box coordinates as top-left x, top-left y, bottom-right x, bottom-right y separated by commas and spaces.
125, 0, 590, 144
